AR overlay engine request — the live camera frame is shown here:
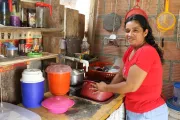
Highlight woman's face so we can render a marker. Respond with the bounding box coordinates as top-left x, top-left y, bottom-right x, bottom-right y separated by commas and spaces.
125, 20, 148, 48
